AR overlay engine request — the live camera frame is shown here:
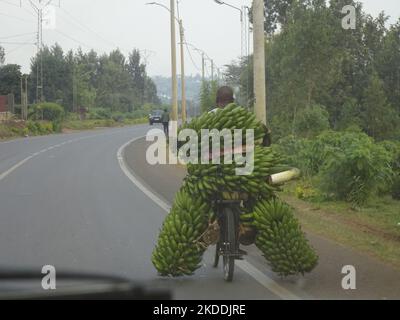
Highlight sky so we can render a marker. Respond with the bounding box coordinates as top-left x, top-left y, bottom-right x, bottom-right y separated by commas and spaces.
0, 0, 399, 76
